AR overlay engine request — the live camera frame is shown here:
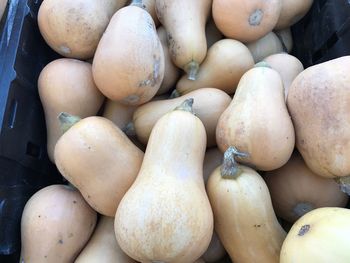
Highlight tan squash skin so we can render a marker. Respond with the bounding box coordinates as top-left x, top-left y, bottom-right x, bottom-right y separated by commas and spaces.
207, 147, 286, 263
155, 0, 211, 80
38, 0, 127, 59
54, 116, 144, 217
75, 216, 136, 263
280, 207, 350, 263
202, 231, 226, 263
216, 66, 295, 171
287, 56, 350, 179
275, 28, 293, 53
247, 32, 284, 63
132, 88, 231, 147
0, 0, 7, 21
275, 0, 313, 30
92, 6, 165, 106
156, 26, 181, 95
264, 151, 348, 223
176, 39, 254, 95
115, 100, 213, 263
212, 0, 282, 43
38, 58, 104, 163
263, 53, 304, 99
205, 17, 224, 48
203, 147, 223, 184
20, 185, 97, 263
